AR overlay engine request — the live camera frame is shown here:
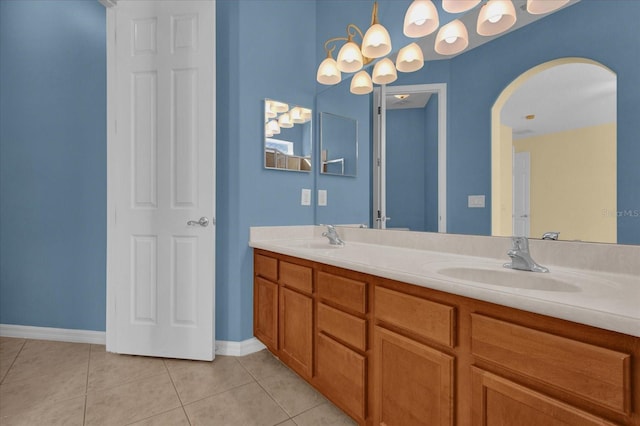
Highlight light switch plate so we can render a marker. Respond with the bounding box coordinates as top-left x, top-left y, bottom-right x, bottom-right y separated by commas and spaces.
468, 195, 485, 208
301, 188, 311, 206
318, 190, 327, 206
